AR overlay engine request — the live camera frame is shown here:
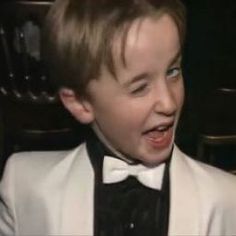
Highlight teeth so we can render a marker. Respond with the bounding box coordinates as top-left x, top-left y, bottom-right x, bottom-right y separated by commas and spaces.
149, 124, 172, 133
143, 123, 173, 134
157, 126, 168, 131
